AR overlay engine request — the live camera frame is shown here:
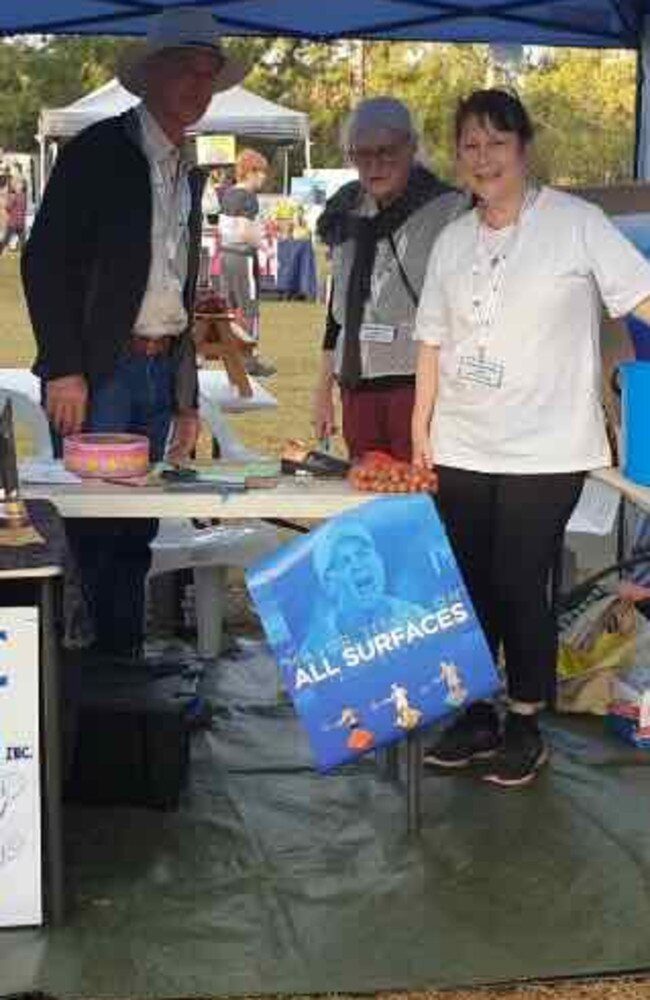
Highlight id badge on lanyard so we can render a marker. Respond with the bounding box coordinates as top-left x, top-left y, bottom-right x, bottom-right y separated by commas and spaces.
458, 293, 505, 387
457, 189, 536, 390
457, 352, 504, 388
359, 323, 396, 344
